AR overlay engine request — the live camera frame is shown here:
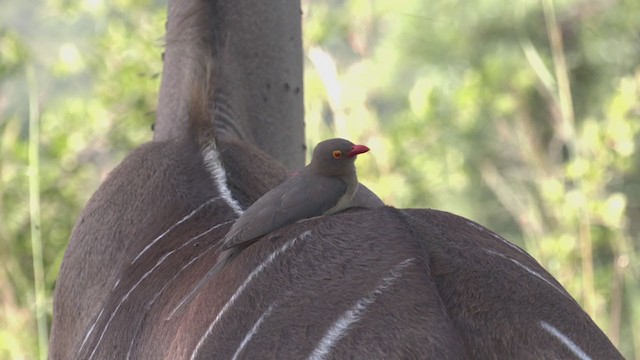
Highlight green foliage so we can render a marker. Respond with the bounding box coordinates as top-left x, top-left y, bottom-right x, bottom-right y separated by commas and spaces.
1, 0, 638, 358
